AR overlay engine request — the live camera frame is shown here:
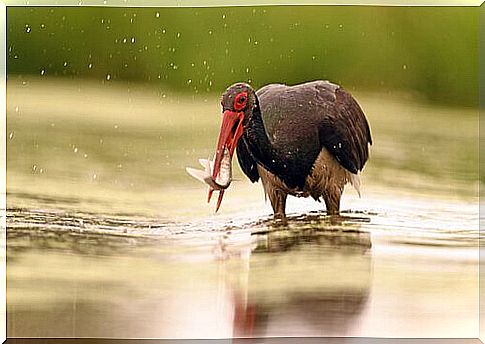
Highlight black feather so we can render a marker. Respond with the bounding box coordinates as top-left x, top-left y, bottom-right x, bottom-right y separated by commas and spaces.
236, 138, 259, 183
